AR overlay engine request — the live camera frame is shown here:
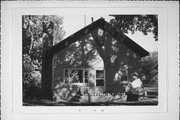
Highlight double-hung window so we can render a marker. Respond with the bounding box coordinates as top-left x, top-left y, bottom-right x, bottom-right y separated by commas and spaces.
96, 70, 105, 86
